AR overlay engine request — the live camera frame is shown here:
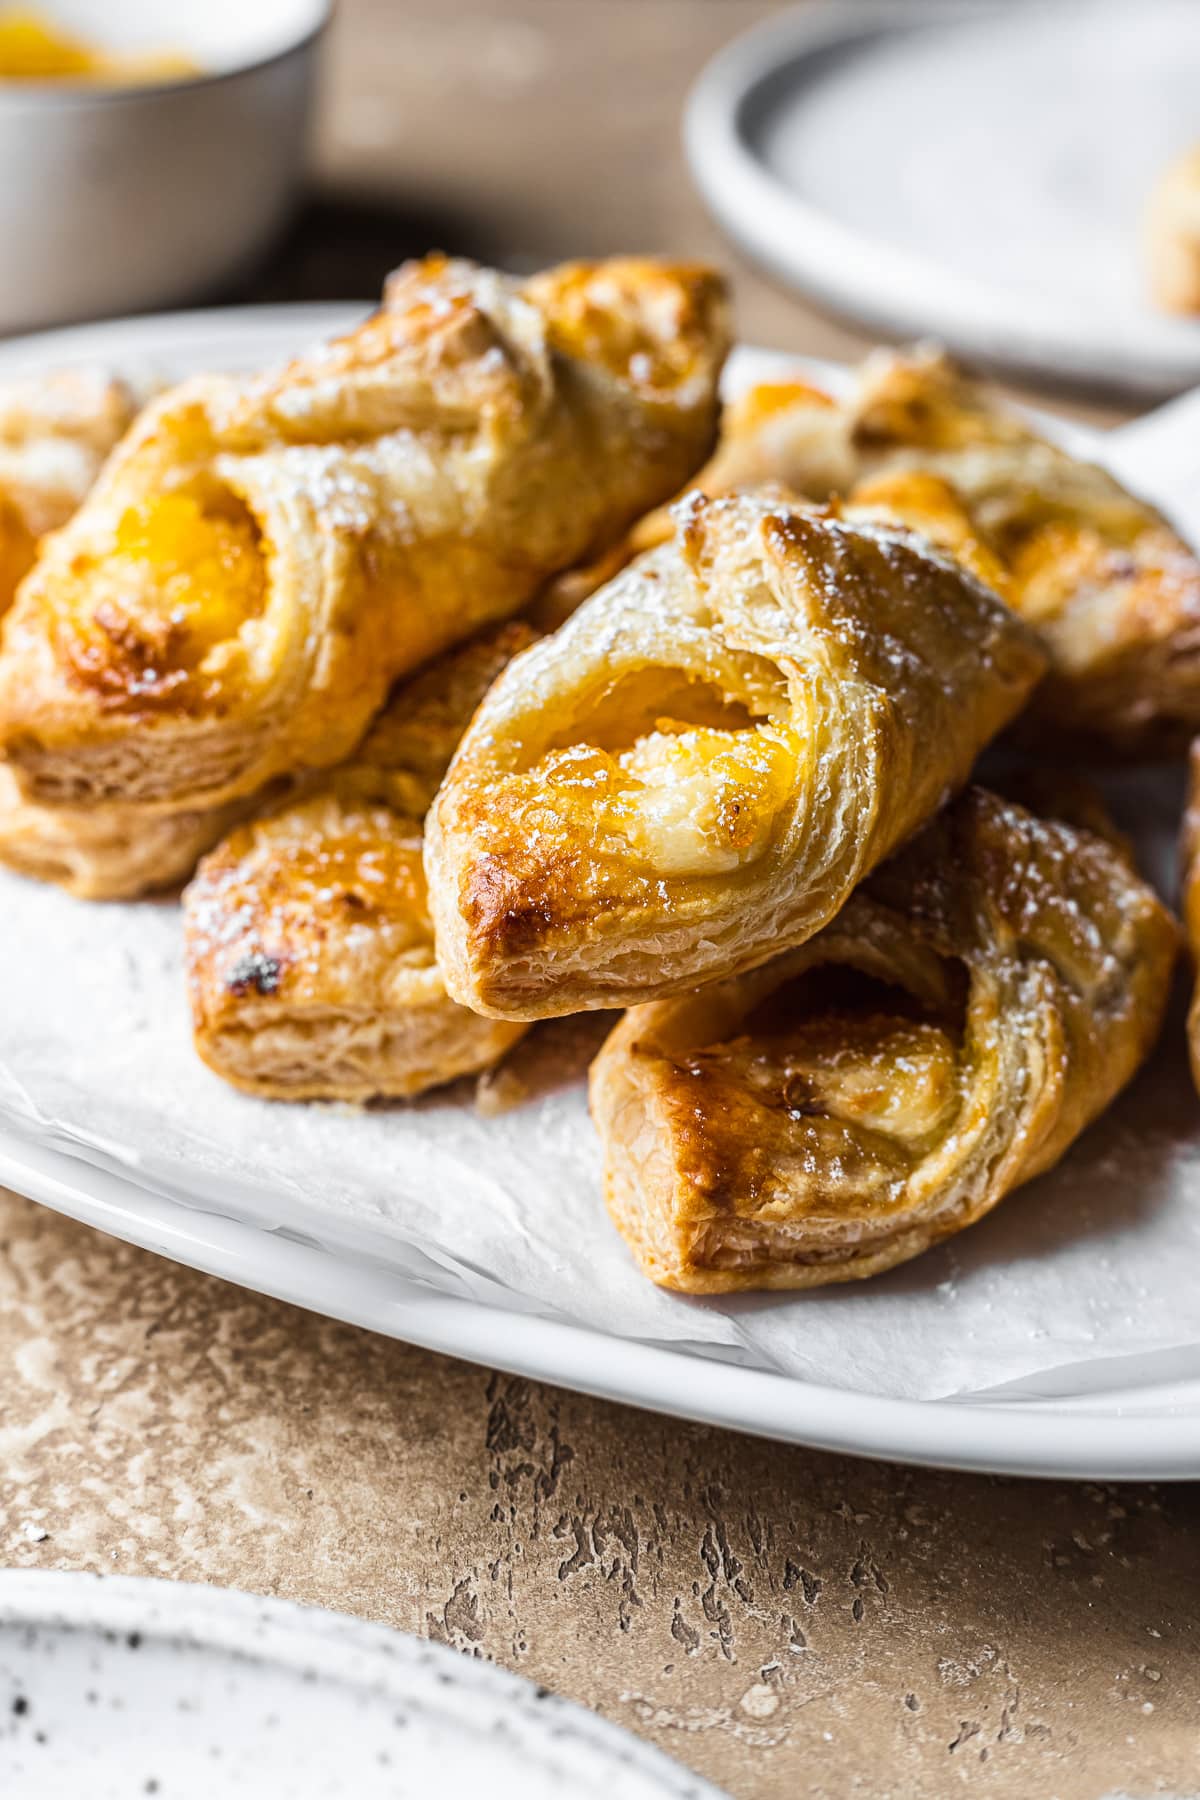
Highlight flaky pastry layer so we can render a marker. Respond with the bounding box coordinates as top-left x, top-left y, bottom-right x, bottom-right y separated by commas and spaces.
0, 255, 729, 813
426, 489, 1045, 1020
185, 623, 534, 1102
591, 788, 1178, 1292
0, 766, 258, 899
640, 348, 1200, 756
0, 365, 148, 618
